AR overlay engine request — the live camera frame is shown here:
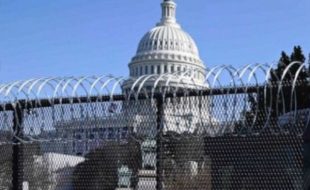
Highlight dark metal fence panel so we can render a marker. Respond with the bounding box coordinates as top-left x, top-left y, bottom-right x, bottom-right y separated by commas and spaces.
205, 134, 303, 190
8, 99, 159, 190
160, 92, 307, 190
0, 70, 310, 189
0, 111, 13, 190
